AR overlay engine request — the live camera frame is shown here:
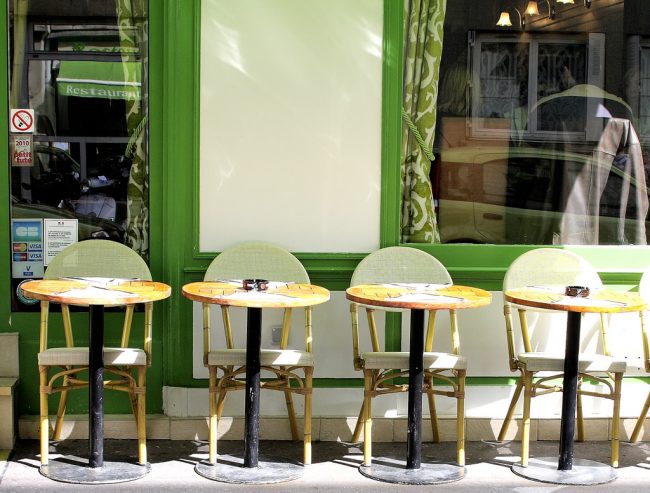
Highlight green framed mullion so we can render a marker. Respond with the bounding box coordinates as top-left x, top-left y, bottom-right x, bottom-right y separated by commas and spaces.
380, 0, 404, 350
161, 0, 200, 387
380, 0, 403, 250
